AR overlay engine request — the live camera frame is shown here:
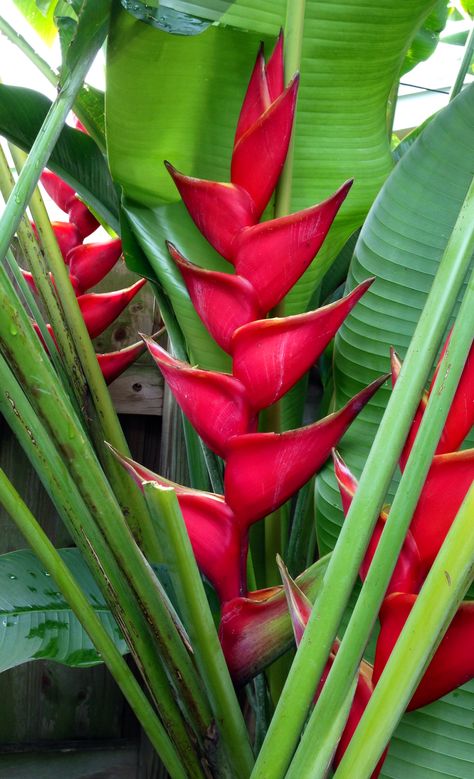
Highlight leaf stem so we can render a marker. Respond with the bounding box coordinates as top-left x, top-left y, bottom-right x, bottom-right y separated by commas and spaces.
334, 483, 474, 778
0, 468, 187, 779
286, 261, 474, 778
144, 484, 255, 778
449, 22, 474, 102
250, 174, 474, 779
